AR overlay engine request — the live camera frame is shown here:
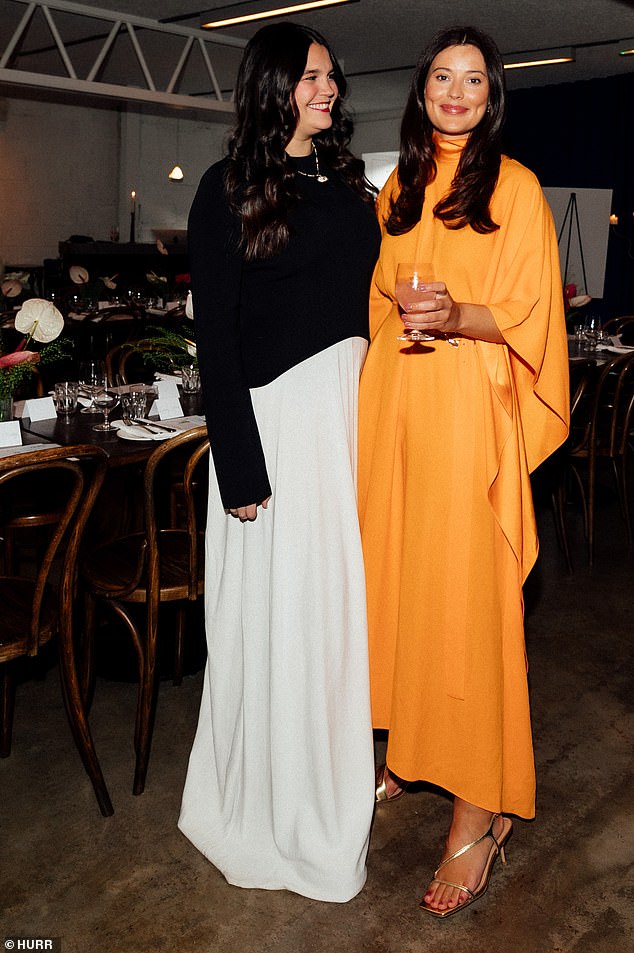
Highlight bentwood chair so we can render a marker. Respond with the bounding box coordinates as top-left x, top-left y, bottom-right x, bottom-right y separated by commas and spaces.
105, 340, 156, 387
0, 444, 113, 816
541, 358, 596, 572
566, 352, 634, 564
81, 426, 209, 795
